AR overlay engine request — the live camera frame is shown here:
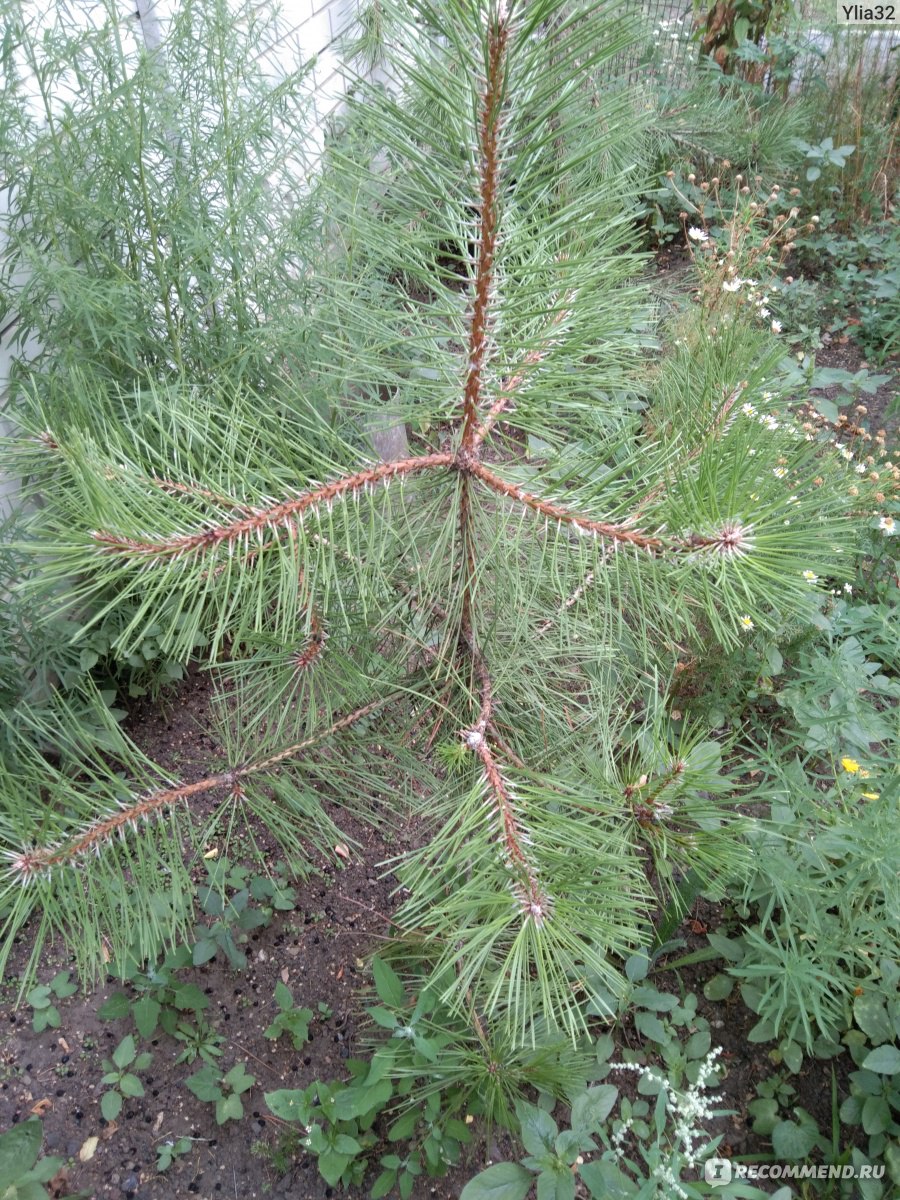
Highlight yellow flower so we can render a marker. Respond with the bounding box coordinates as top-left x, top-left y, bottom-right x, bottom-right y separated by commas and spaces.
861, 792, 880, 801
840, 757, 860, 774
